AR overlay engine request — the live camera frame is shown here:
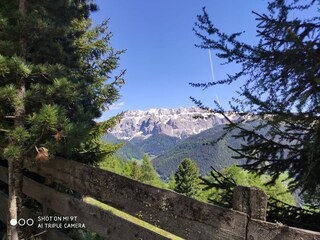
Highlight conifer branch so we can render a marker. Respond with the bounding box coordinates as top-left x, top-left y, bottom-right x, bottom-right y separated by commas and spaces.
26, 132, 44, 154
